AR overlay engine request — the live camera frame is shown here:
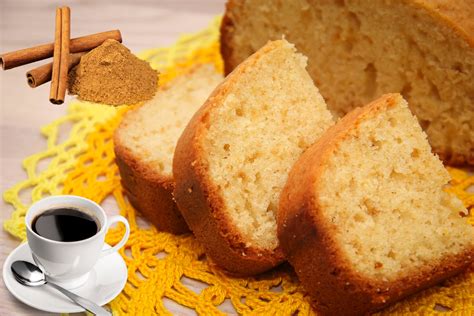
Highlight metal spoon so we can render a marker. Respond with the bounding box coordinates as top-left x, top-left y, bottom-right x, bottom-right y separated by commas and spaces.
11, 260, 111, 316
